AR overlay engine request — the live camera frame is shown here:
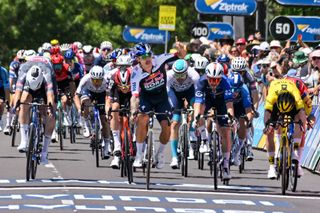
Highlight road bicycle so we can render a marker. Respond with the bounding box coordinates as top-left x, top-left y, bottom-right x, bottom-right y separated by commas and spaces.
22, 99, 47, 181
108, 106, 136, 184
